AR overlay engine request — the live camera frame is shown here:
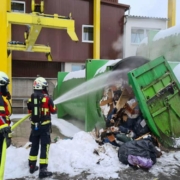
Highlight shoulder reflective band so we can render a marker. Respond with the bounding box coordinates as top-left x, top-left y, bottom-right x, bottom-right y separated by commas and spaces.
42, 98, 46, 102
